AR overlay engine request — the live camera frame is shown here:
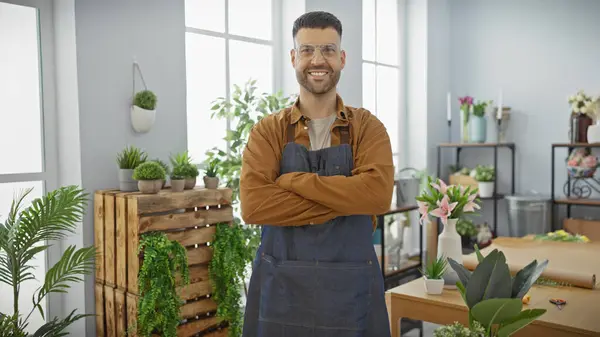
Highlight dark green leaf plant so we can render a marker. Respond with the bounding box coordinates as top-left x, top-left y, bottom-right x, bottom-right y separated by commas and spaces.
0, 186, 95, 336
